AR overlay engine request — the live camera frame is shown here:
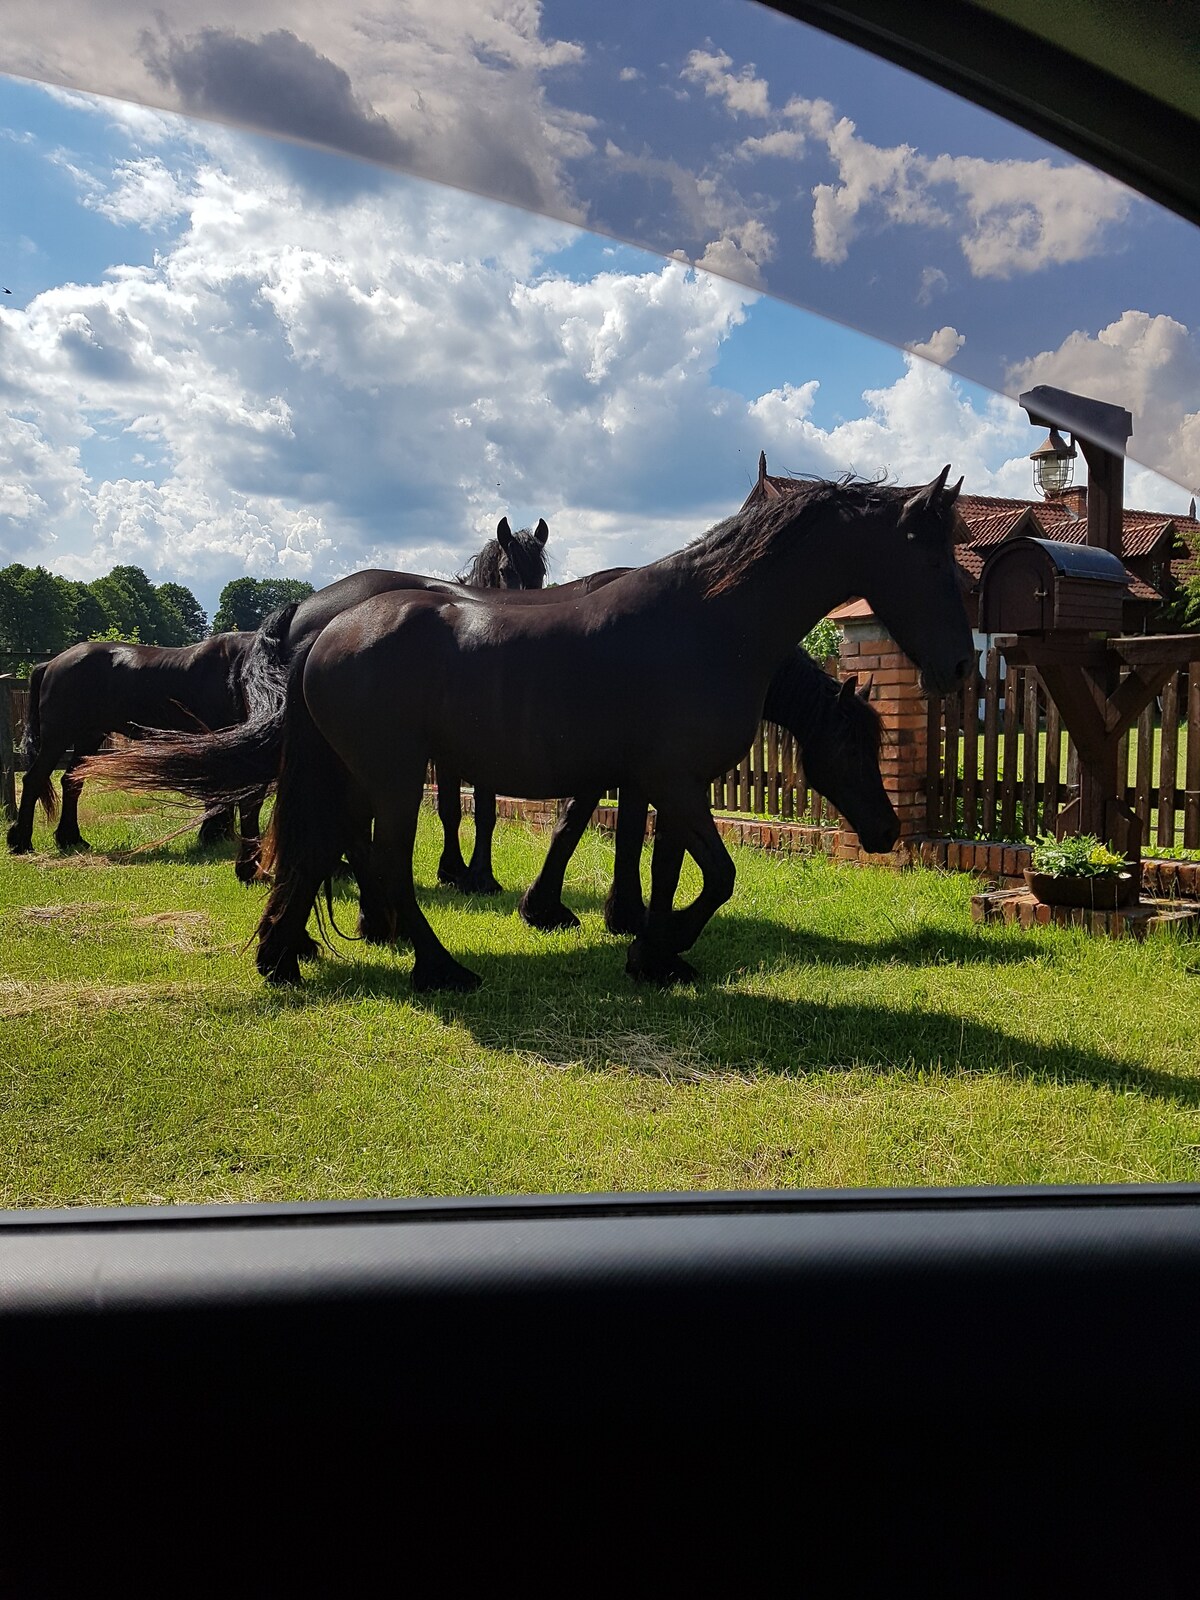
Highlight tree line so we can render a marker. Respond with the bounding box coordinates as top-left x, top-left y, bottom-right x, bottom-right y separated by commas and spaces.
0, 564, 315, 672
